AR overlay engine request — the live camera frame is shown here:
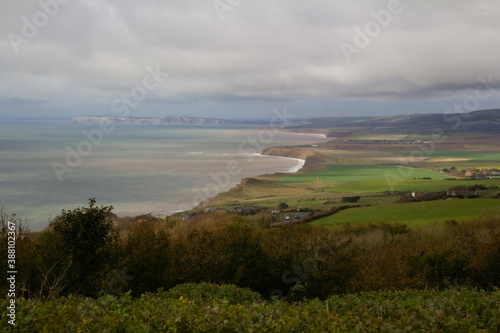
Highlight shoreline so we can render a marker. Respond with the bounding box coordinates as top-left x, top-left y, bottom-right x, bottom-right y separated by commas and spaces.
185, 136, 328, 213
119, 150, 313, 219
115, 147, 317, 219
258, 153, 306, 173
